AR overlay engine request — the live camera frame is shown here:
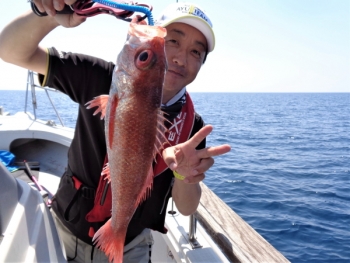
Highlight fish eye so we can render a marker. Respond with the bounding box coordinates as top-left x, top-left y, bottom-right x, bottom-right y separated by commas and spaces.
135, 50, 155, 70
139, 51, 149, 62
